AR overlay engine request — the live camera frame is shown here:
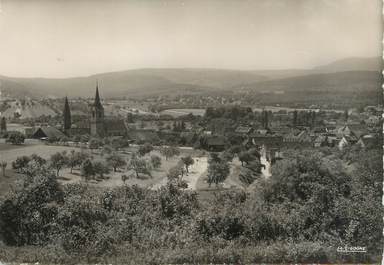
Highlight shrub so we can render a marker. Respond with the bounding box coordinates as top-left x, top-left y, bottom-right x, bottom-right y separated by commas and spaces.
6, 131, 25, 145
